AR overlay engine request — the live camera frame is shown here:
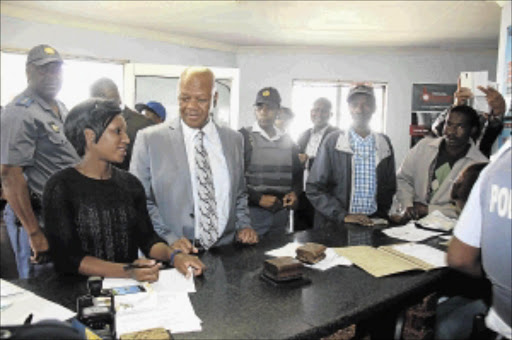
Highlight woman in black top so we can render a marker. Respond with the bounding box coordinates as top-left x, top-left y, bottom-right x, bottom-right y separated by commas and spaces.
43, 98, 204, 282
